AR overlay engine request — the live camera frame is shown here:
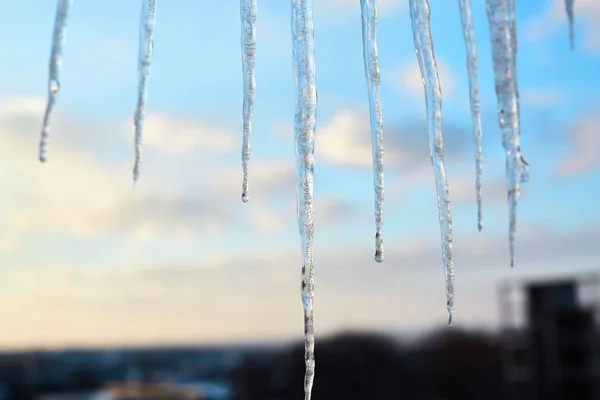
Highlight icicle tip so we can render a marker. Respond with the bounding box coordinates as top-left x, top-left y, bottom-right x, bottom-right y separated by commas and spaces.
448, 313, 453, 327
241, 192, 249, 203
374, 251, 383, 263
374, 232, 384, 263
132, 169, 139, 190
